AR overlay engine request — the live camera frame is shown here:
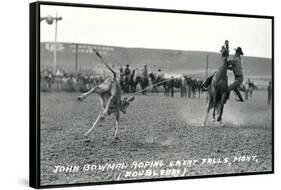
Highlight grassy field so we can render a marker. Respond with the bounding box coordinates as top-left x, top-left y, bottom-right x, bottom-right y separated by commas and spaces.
40, 90, 272, 186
